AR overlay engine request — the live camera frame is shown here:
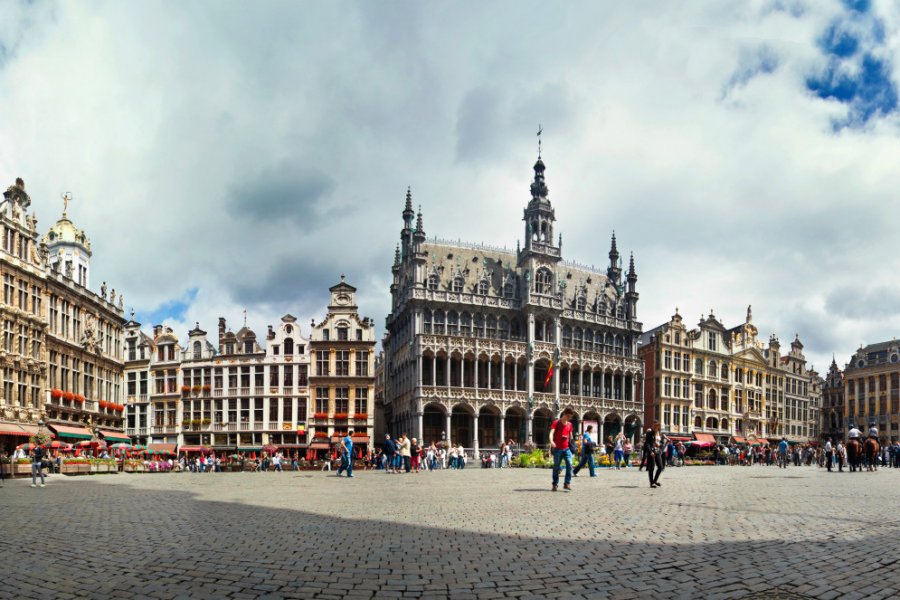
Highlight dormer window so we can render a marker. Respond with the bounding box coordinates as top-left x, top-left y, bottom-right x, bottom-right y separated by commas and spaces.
452, 277, 464, 293
323, 330, 330, 342
503, 282, 514, 299
273, 345, 280, 356
576, 296, 586, 311
193, 341, 201, 360
477, 280, 489, 295
535, 268, 553, 295
225, 342, 234, 354
427, 274, 439, 291
244, 341, 254, 353
337, 327, 348, 341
